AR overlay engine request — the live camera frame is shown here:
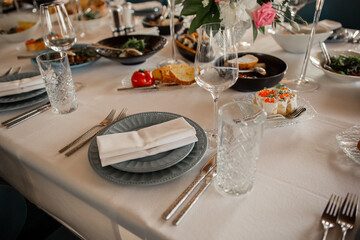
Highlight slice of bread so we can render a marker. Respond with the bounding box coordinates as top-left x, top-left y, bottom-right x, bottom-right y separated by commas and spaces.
227, 54, 259, 70
152, 64, 195, 85
170, 64, 195, 85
